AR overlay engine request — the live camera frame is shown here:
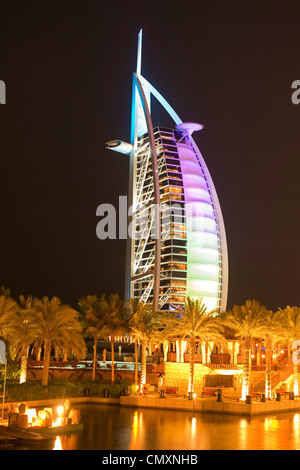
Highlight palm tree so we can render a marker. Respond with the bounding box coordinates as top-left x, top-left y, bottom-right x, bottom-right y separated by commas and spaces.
78, 295, 106, 381
0, 286, 11, 298
127, 298, 141, 386
129, 301, 162, 390
276, 306, 300, 396
165, 297, 227, 397
31, 296, 87, 386
0, 295, 20, 345
100, 294, 128, 383
260, 310, 285, 399
0, 294, 20, 388
16, 295, 40, 383
223, 299, 268, 400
